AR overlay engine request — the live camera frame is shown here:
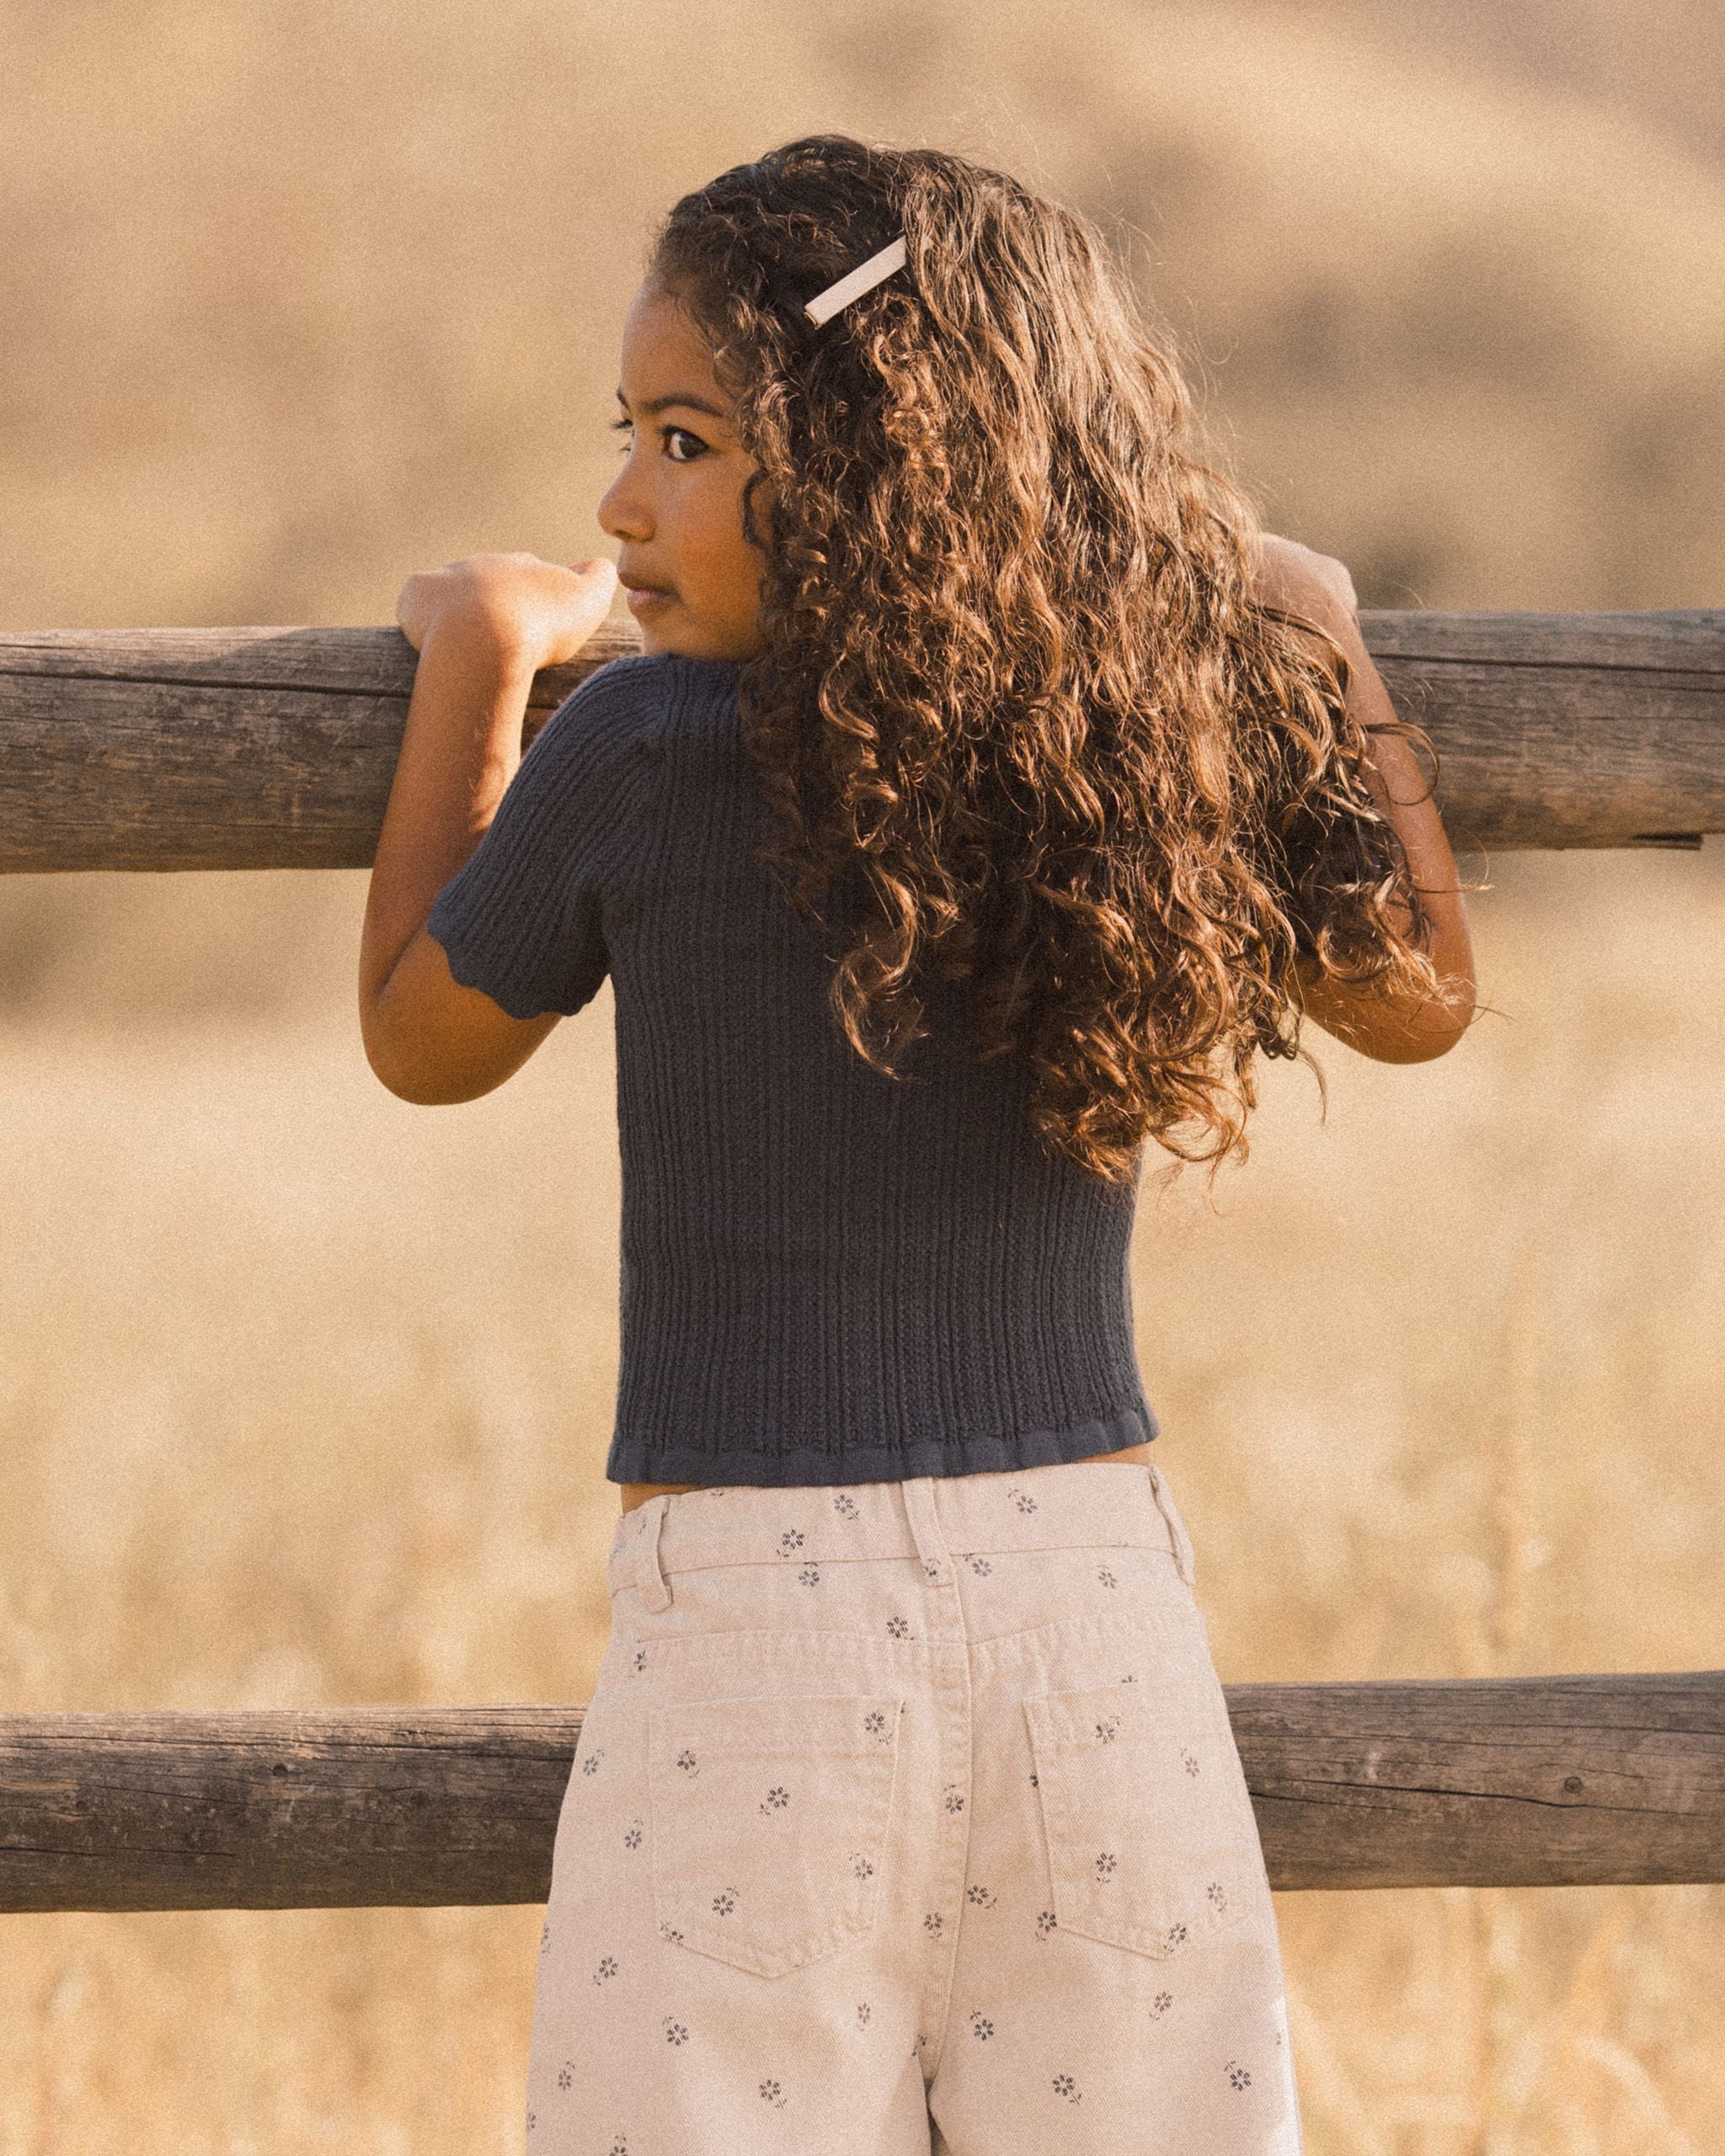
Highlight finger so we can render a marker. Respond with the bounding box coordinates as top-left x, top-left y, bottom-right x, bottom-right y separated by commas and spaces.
568, 560, 618, 621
